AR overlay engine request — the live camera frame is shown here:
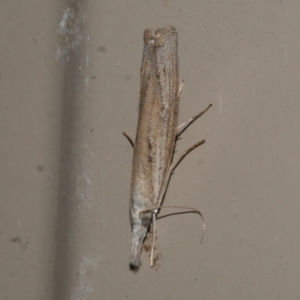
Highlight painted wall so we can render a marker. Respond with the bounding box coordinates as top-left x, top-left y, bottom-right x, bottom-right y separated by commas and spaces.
1, 1, 299, 299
